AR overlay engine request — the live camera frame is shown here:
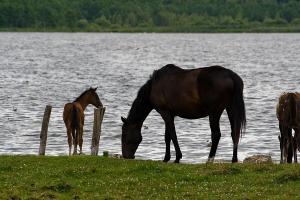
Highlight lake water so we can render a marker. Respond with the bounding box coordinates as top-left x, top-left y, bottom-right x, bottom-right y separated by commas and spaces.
0, 33, 300, 163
